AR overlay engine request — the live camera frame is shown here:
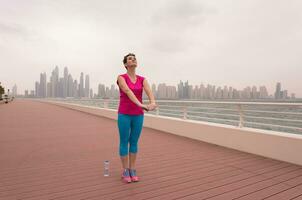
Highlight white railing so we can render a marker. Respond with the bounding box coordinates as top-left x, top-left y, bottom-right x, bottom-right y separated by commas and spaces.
41, 98, 302, 135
